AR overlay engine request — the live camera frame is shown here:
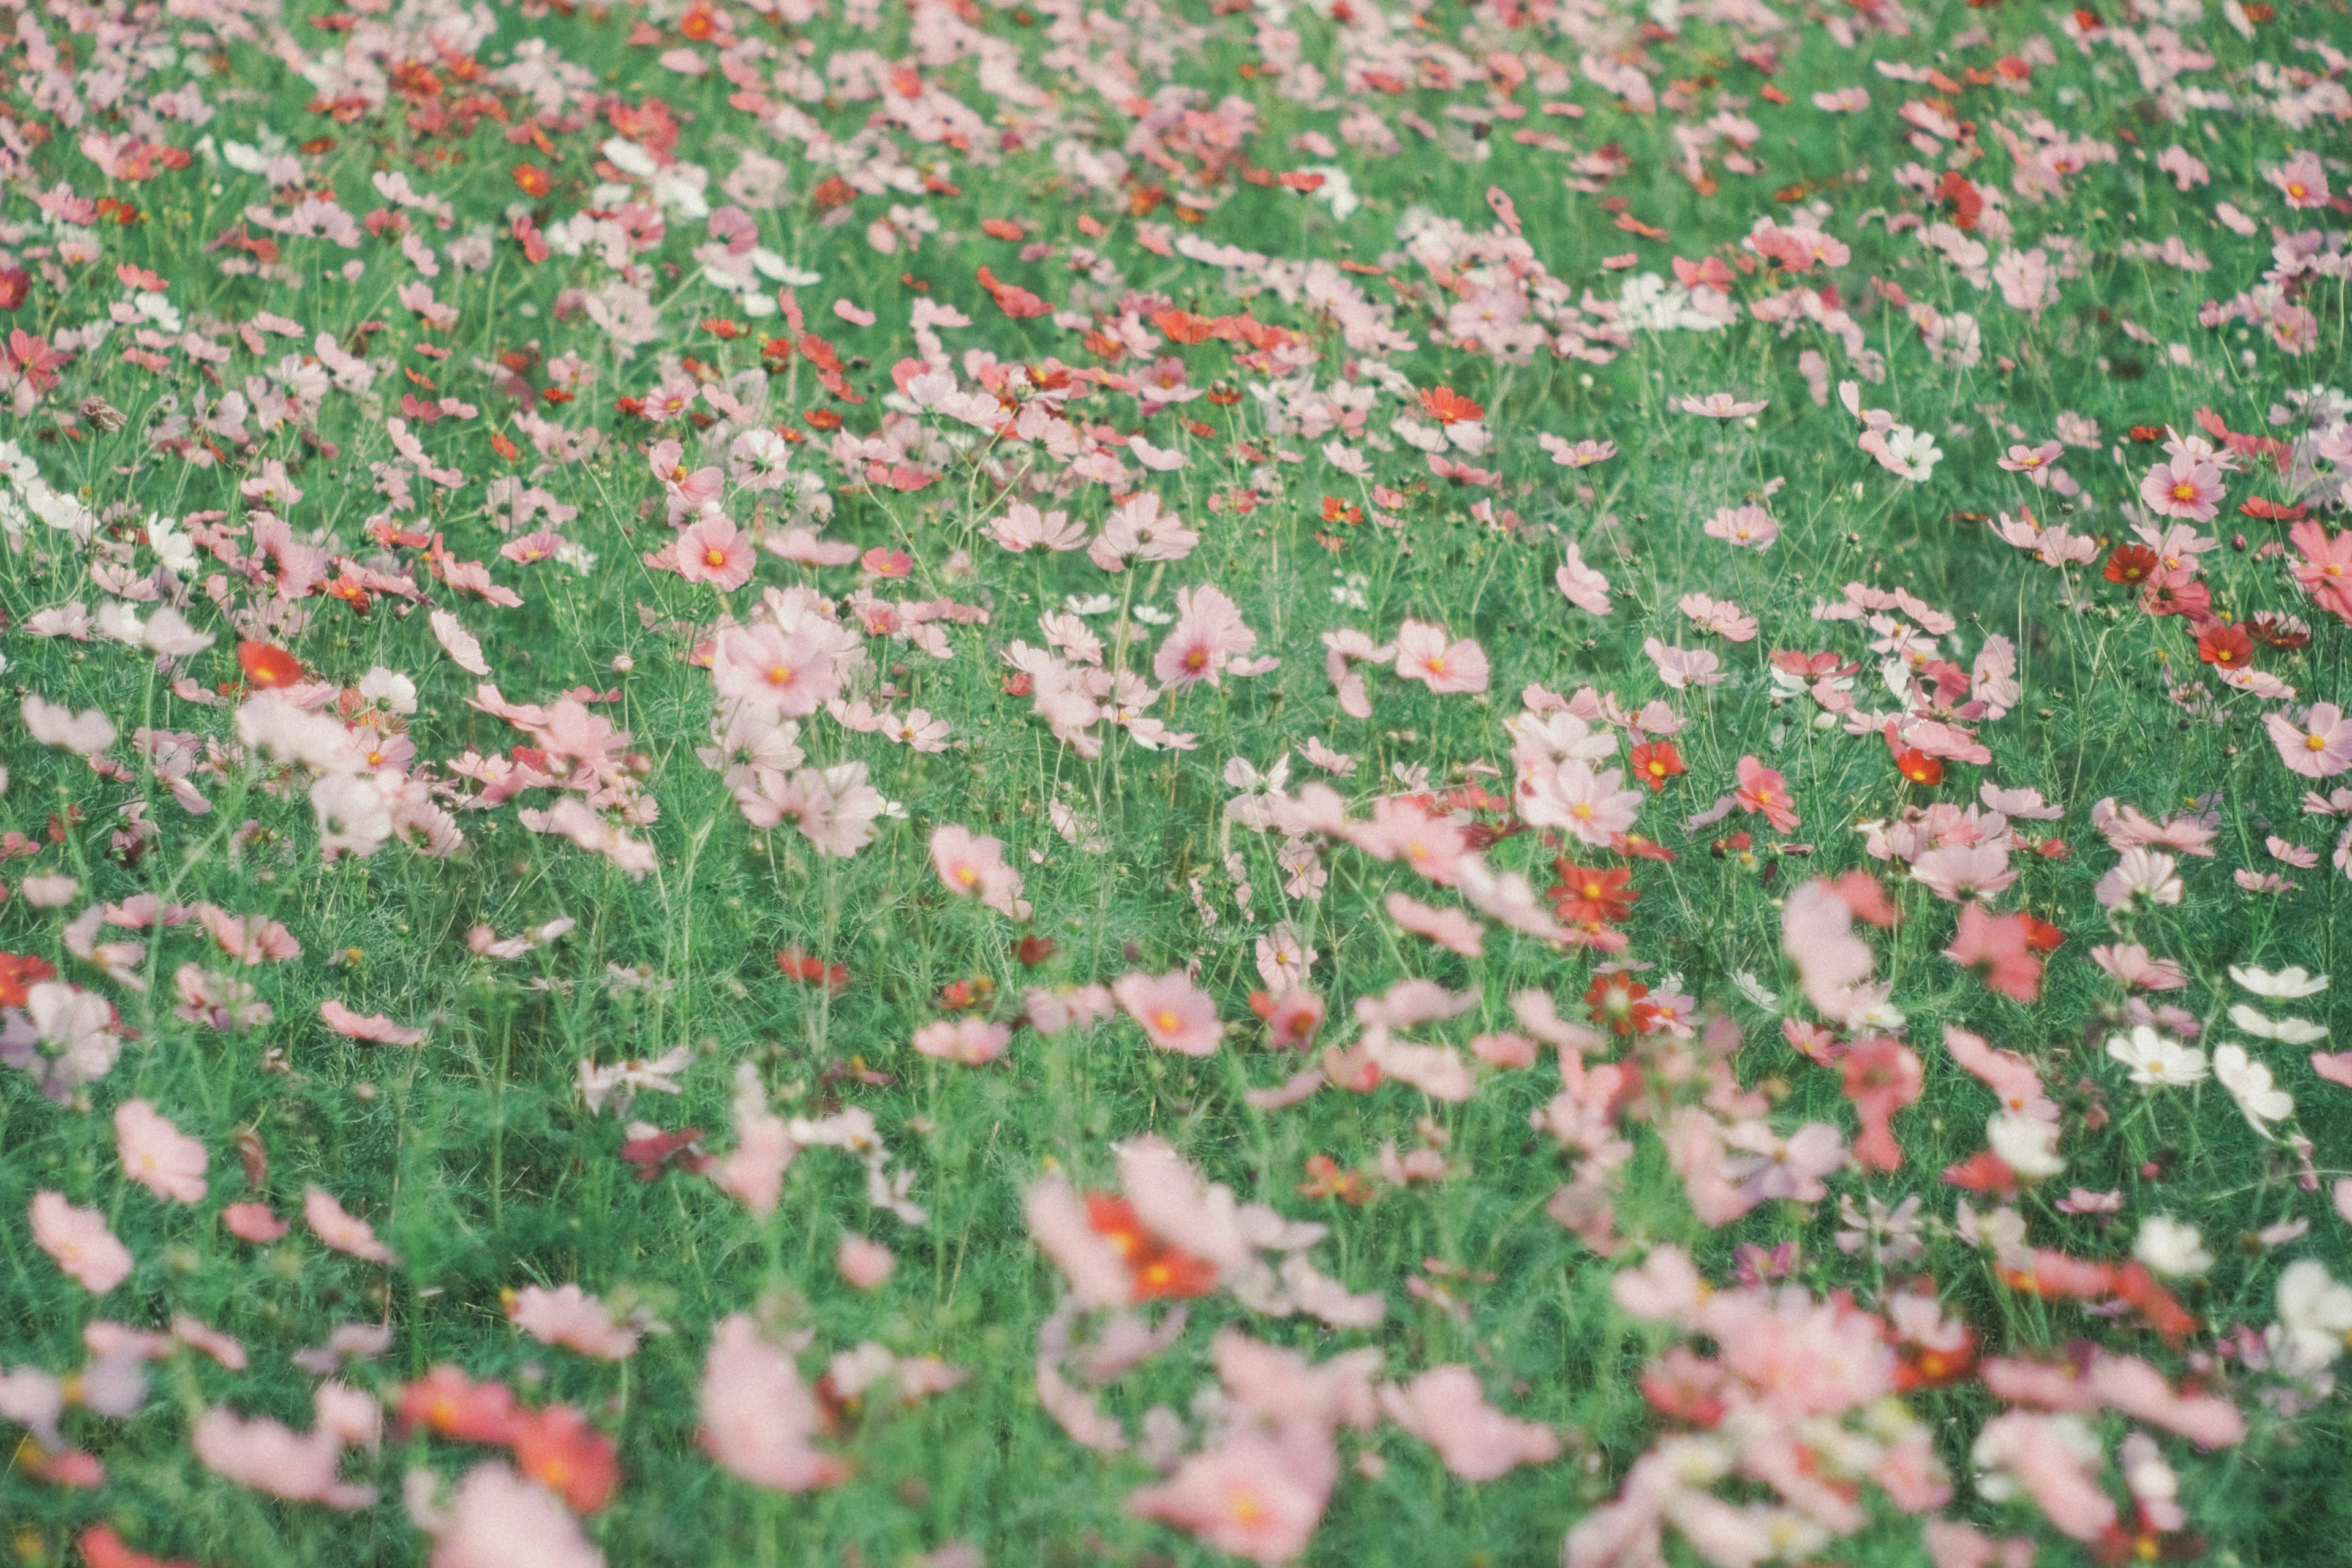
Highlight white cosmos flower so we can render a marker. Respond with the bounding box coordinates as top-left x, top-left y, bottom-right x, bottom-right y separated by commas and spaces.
2105, 1026, 2208, 1087
2133, 1215, 2214, 1279
2227, 1004, 2328, 1044
2213, 1042, 2295, 1133
1987, 1111, 2064, 1180
2228, 964, 2329, 999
